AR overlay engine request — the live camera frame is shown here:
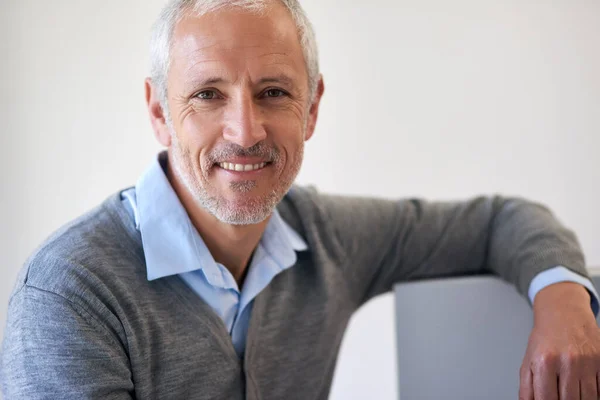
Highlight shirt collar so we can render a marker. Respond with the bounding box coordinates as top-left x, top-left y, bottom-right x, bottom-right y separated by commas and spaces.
134, 153, 307, 282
